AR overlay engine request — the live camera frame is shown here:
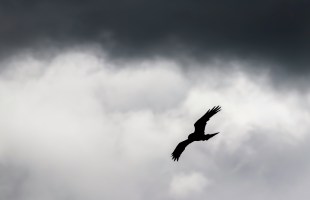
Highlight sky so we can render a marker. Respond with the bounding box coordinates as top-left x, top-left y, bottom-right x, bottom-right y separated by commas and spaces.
0, 1, 310, 200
